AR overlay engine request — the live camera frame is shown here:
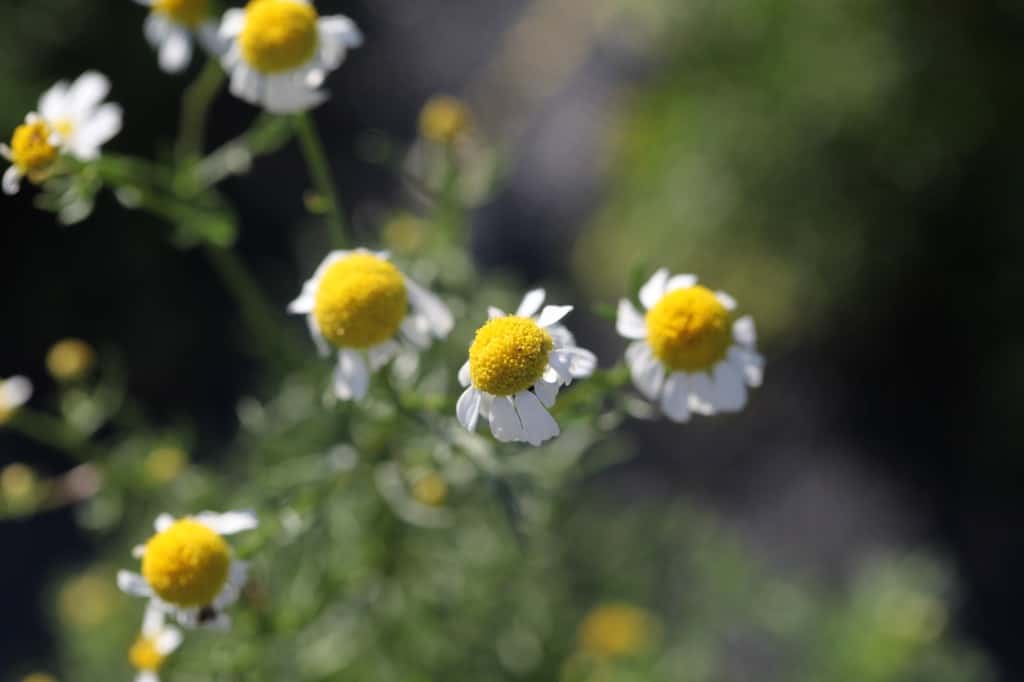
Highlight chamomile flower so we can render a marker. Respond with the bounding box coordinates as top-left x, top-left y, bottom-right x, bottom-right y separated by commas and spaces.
289, 249, 453, 401
118, 510, 258, 629
133, 0, 224, 73
2, 72, 122, 195
0, 376, 32, 425
129, 604, 183, 682
219, 0, 362, 113
456, 290, 597, 446
616, 269, 764, 422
